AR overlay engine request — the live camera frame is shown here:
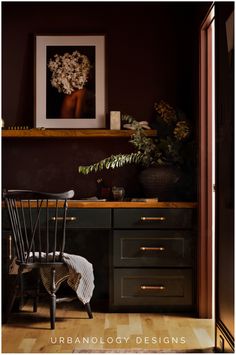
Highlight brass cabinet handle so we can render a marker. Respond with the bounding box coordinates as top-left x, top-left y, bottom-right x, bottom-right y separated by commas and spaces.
140, 246, 165, 251
141, 285, 165, 291
140, 216, 166, 221
9, 235, 12, 260
51, 217, 77, 221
